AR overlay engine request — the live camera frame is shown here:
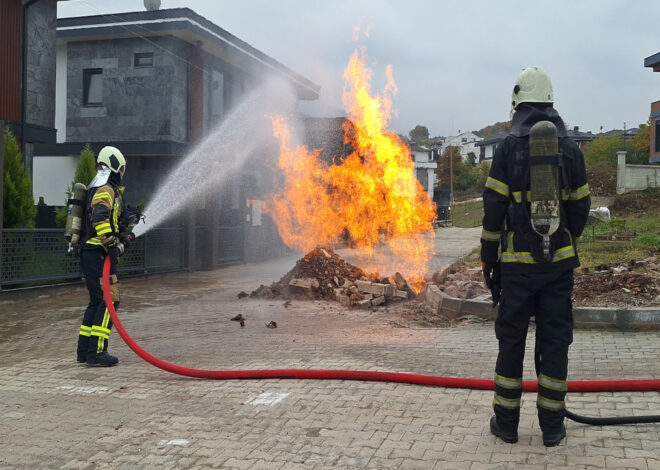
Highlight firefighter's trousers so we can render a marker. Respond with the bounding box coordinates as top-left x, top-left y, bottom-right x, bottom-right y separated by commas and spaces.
77, 247, 119, 358
493, 269, 574, 435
